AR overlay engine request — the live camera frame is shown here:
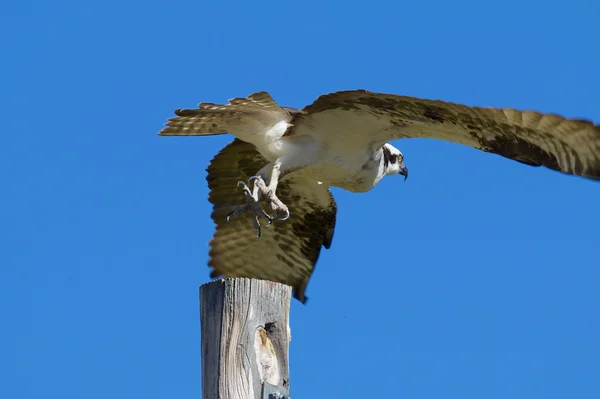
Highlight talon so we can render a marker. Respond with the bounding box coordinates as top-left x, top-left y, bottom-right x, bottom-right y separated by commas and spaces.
265, 209, 276, 226
279, 208, 290, 221
237, 181, 249, 192
262, 209, 275, 225
256, 223, 262, 239
237, 181, 252, 196
226, 204, 246, 223
227, 173, 289, 238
